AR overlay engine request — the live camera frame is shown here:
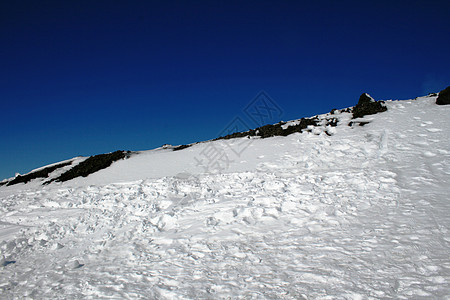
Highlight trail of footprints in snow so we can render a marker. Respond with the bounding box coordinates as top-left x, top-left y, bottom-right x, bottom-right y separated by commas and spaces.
1, 166, 399, 262
1, 132, 401, 266
2, 134, 447, 298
